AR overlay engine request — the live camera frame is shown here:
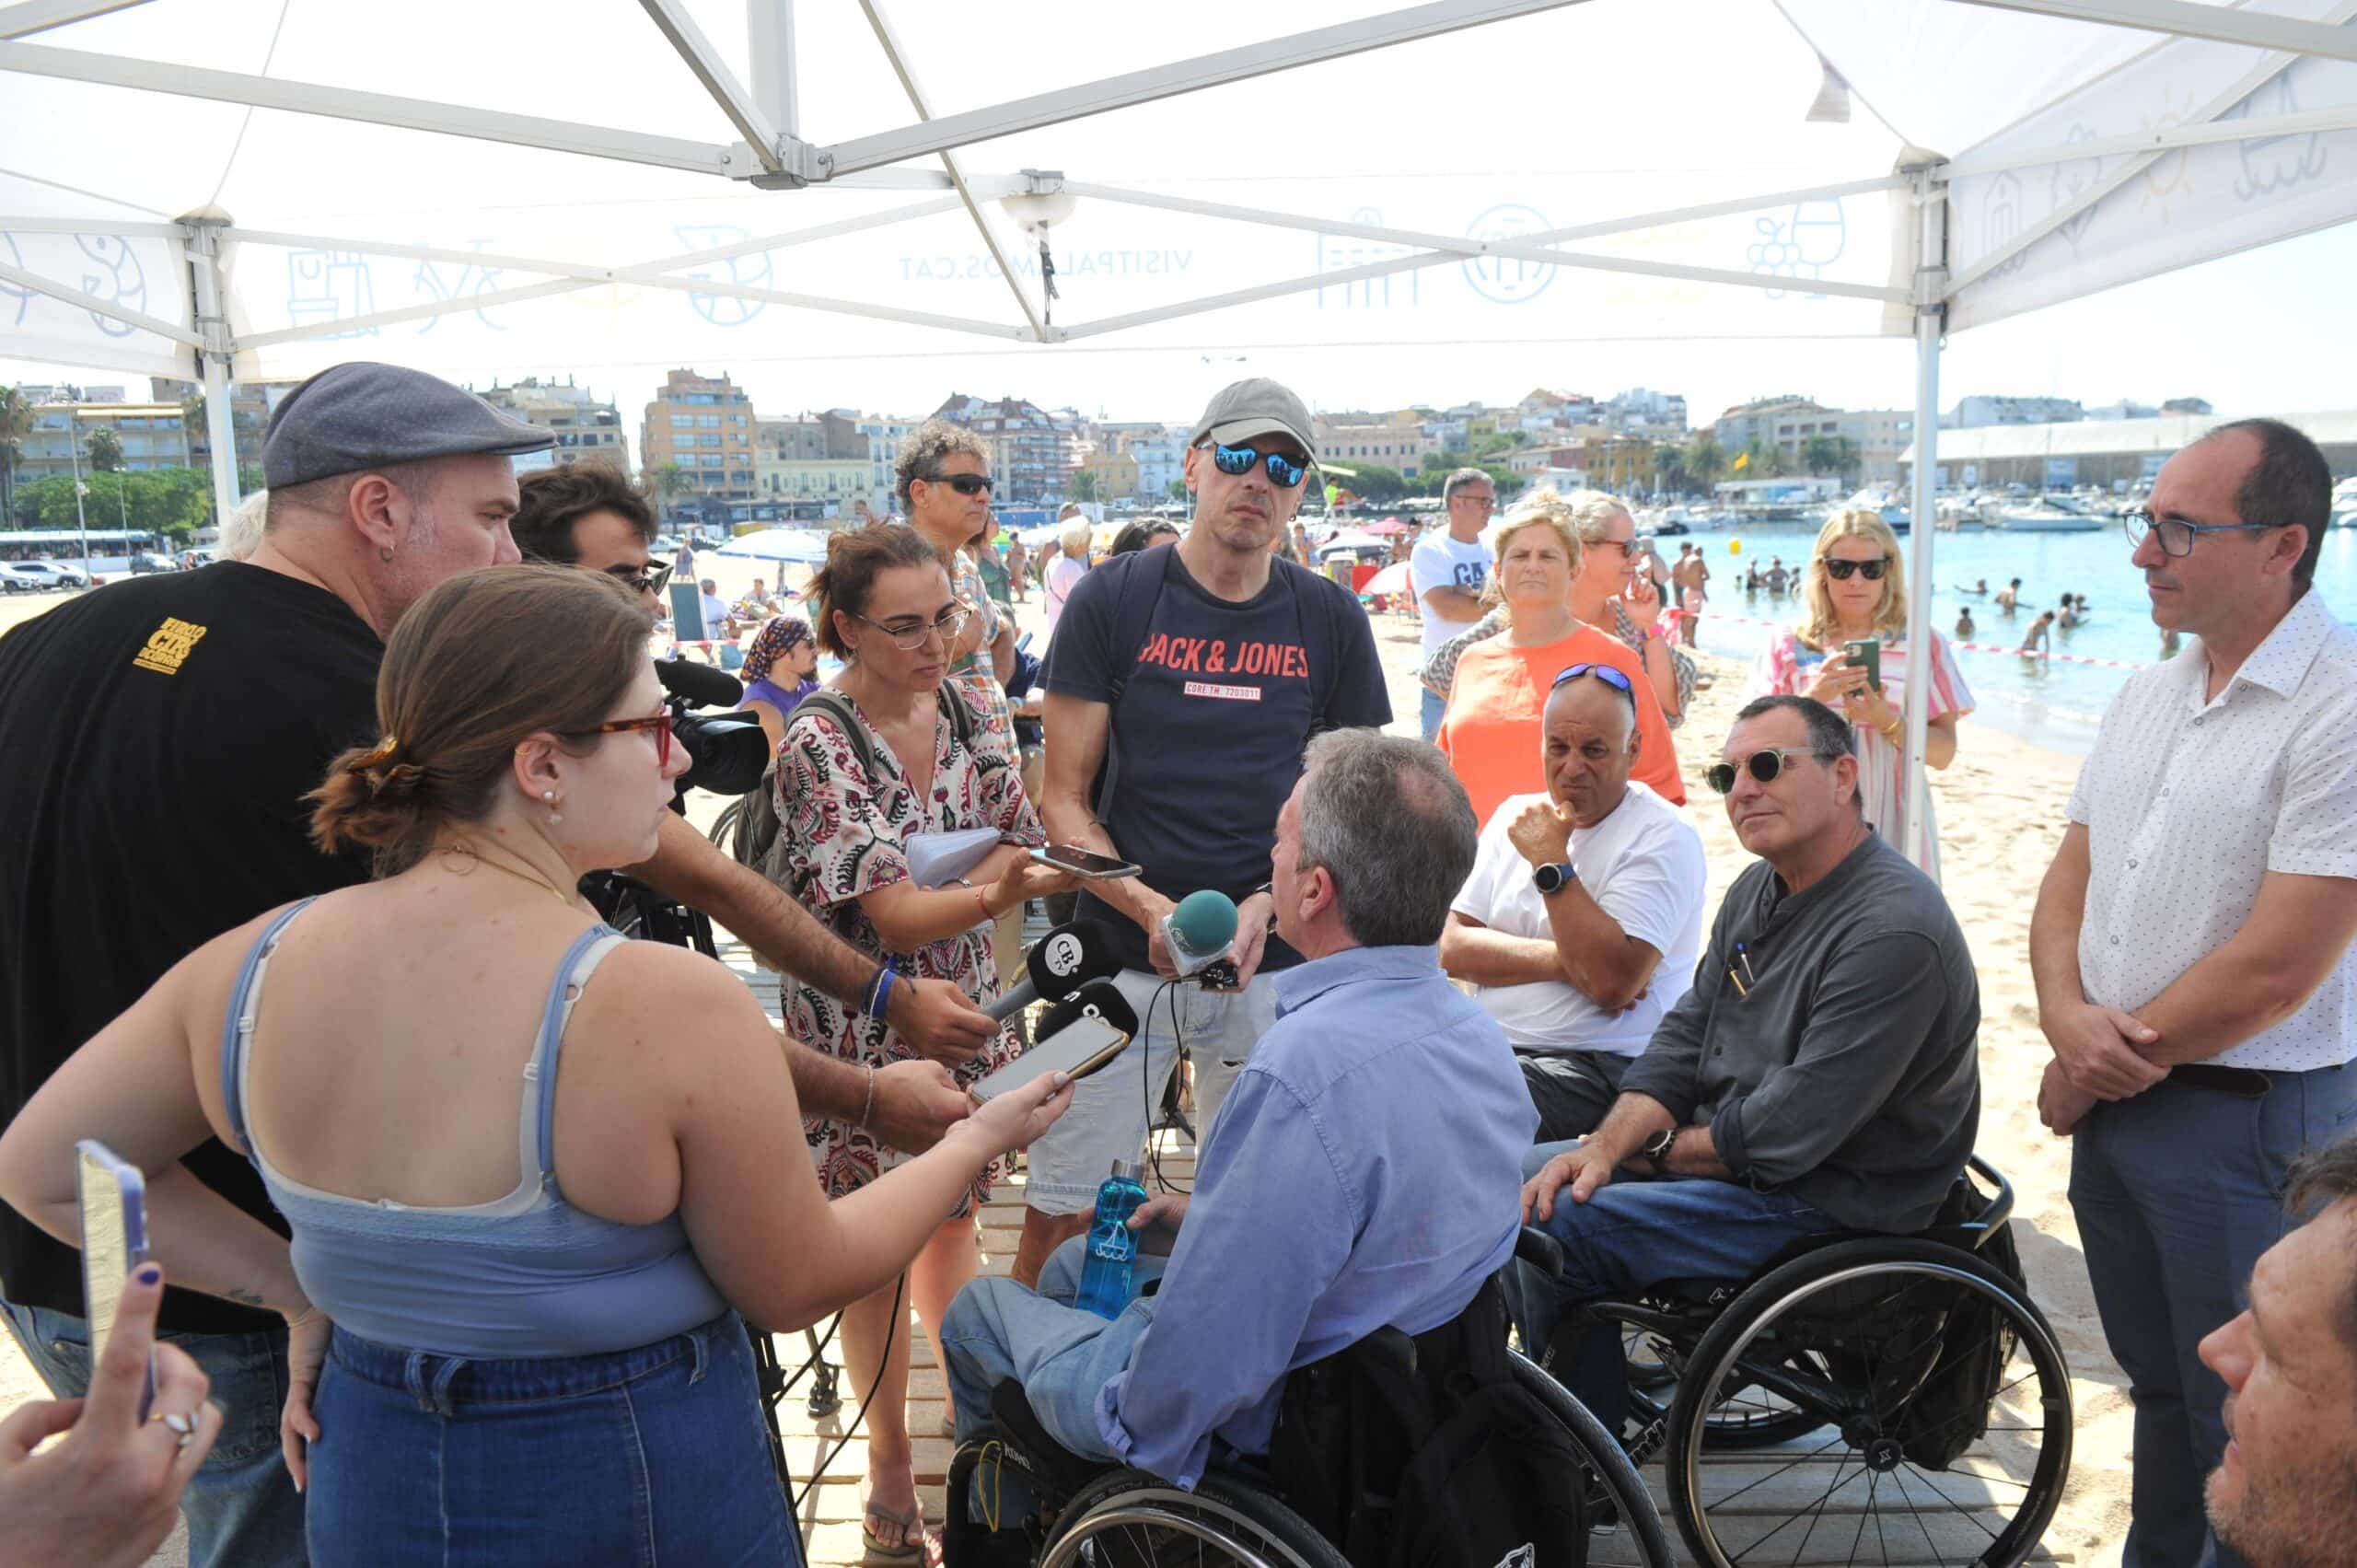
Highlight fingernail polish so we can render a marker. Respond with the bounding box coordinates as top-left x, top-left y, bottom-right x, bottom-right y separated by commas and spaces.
134, 1264, 161, 1286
